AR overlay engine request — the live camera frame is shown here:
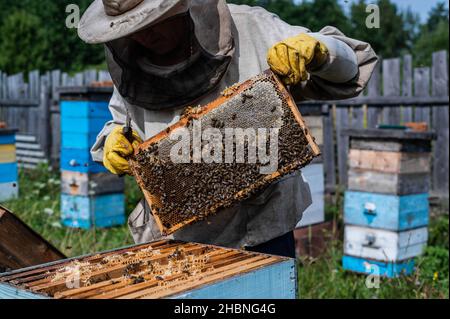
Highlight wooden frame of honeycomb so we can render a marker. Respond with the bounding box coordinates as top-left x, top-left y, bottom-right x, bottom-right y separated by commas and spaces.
129, 70, 321, 235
